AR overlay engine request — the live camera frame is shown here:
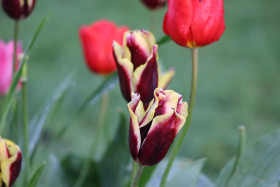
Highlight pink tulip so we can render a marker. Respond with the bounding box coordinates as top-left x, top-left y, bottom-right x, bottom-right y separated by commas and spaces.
0, 40, 23, 95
